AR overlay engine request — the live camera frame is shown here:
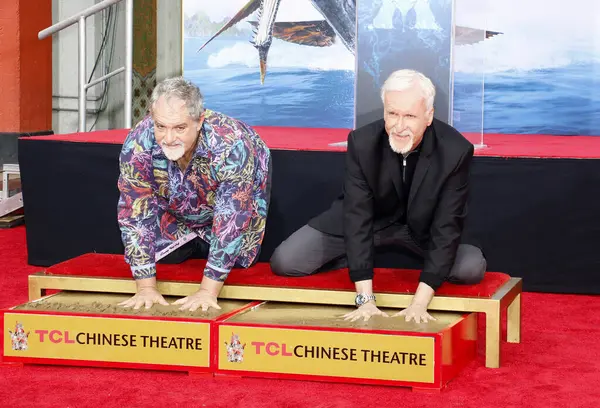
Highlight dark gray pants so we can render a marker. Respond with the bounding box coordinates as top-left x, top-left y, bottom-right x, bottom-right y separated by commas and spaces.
270, 224, 486, 285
